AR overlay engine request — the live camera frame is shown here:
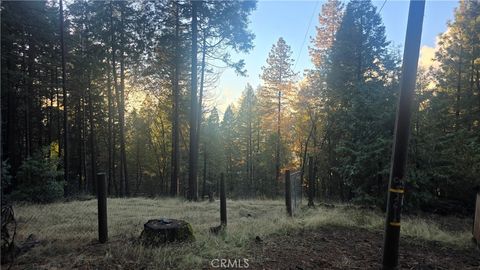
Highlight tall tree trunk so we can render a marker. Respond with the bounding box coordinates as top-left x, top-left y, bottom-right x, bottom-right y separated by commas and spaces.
197, 32, 207, 199
81, 95, 88, 192
159, 115, 168, 194
110, 2, 123, 196
80, 21, 87, 193
202, 149, 207, 198
248, 100, 253, 195
196, 31, 207, 148
112, 124, 118, 196
188, 0, 199, 201
135, 139, 142, 196
25, 43, 33, 158
477, 68, 480, 120
48, 68, 54, 155
77, 98, 84, 192
56, 67, 61, 156
455, 45, 462, 131
300, 123, 314, 186
468, 58, 474, 131
107, 53, 113, 195
60, 0, 69, 195
275, 85, 281, 196
4, 42, 21, 181
170, 0, 181, 197
87, 78, 97, 195
119, 6, 129, 196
